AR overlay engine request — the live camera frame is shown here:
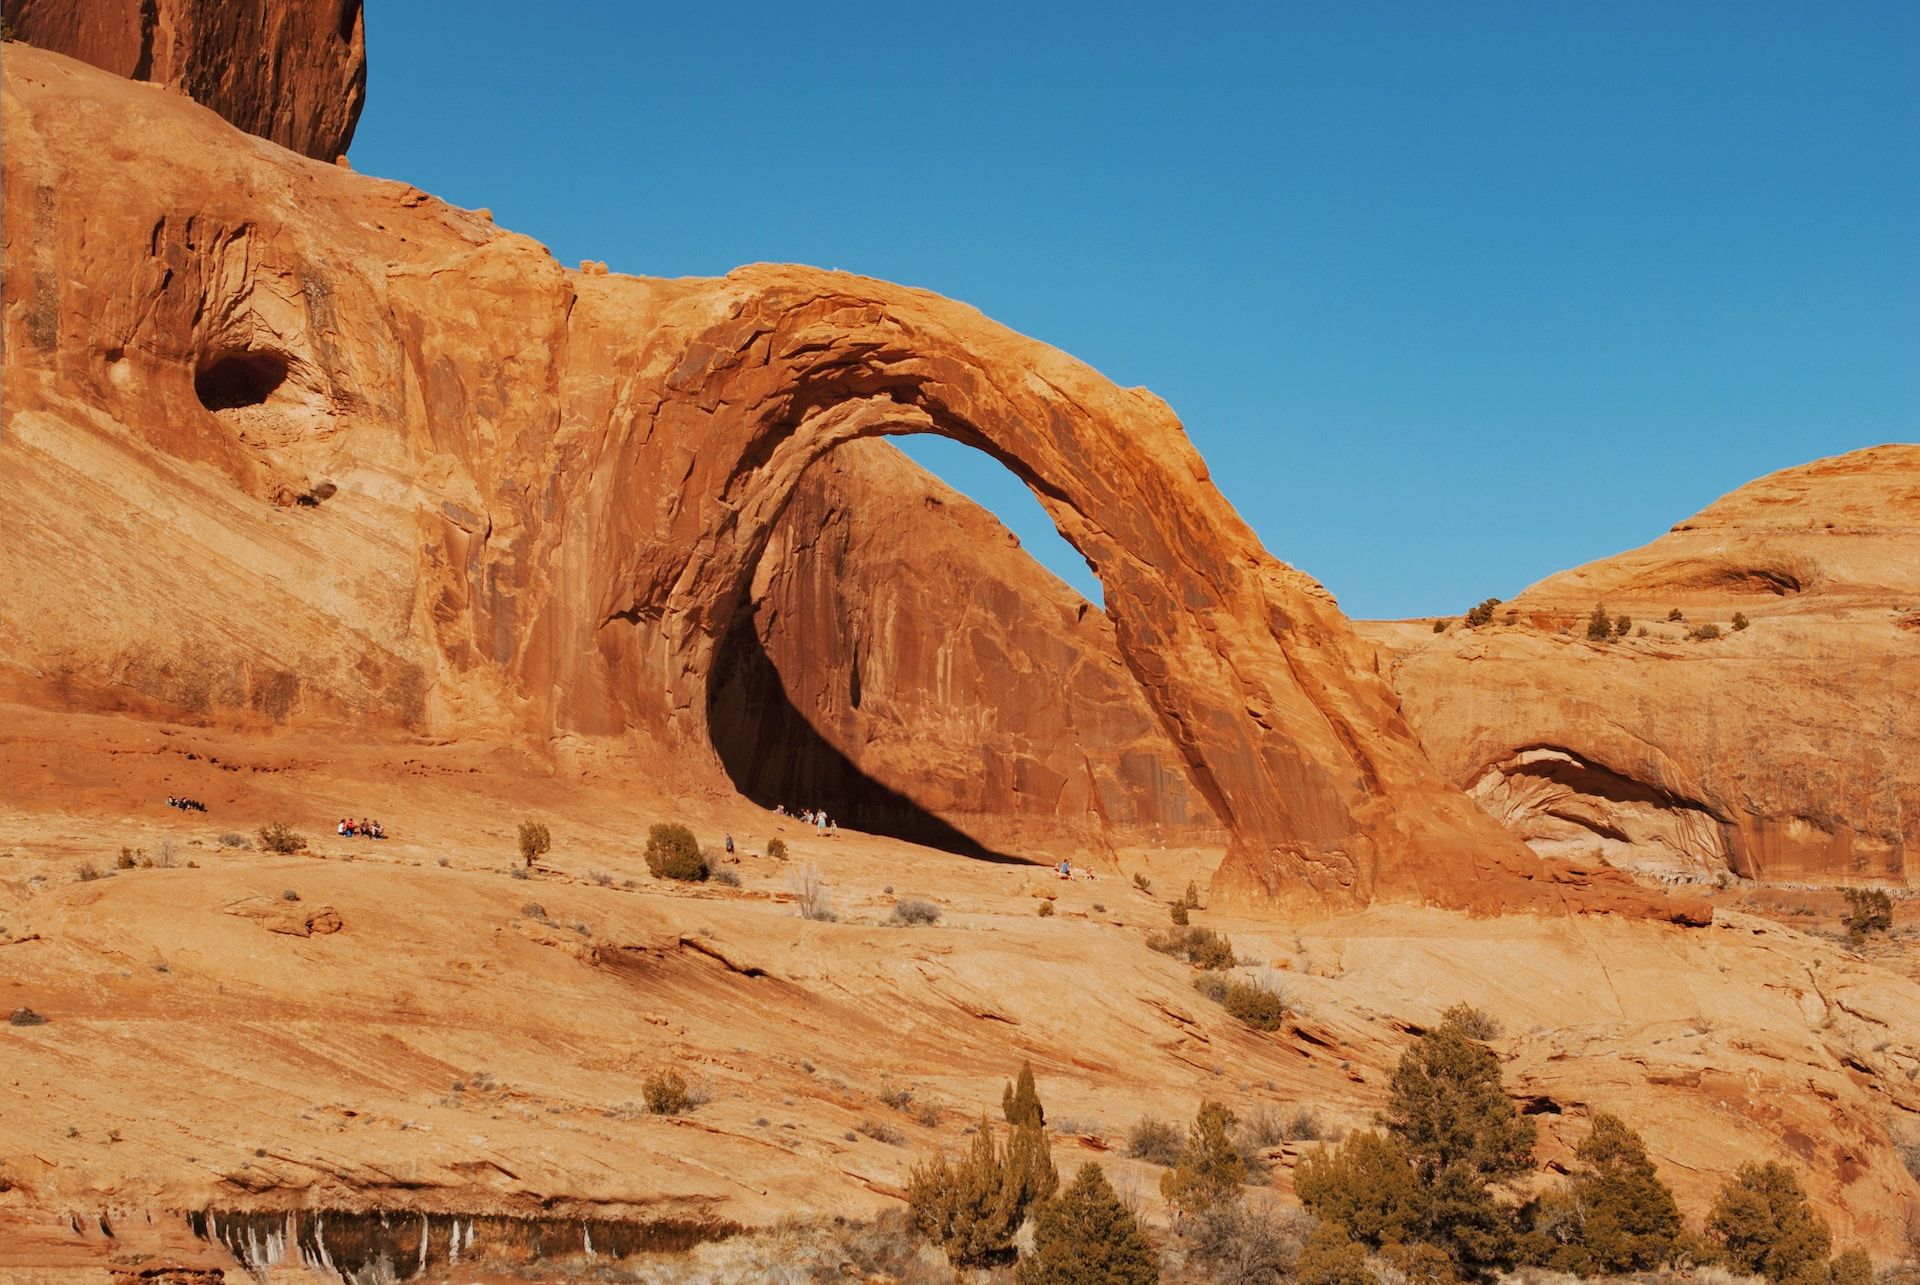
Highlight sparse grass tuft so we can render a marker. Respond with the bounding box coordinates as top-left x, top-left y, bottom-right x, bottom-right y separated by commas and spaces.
1126, 1114, 1184, 1166
75, 861, 102, 882
218, 833, 249, 849
710, 865, 742, 887
8, 1008, 48, 1027
889, 898, 940, 926
791, 864, 837, 921
857, 1118, 906, 1146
